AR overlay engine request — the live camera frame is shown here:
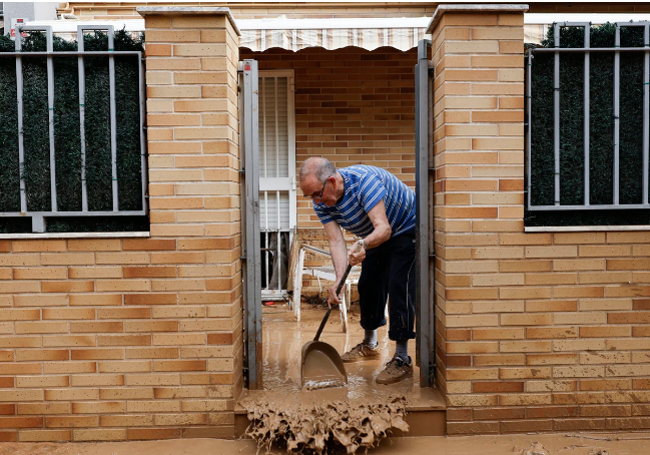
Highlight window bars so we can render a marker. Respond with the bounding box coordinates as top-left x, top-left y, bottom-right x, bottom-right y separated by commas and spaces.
527, 22, 650, 211
0, 25, 147, 232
